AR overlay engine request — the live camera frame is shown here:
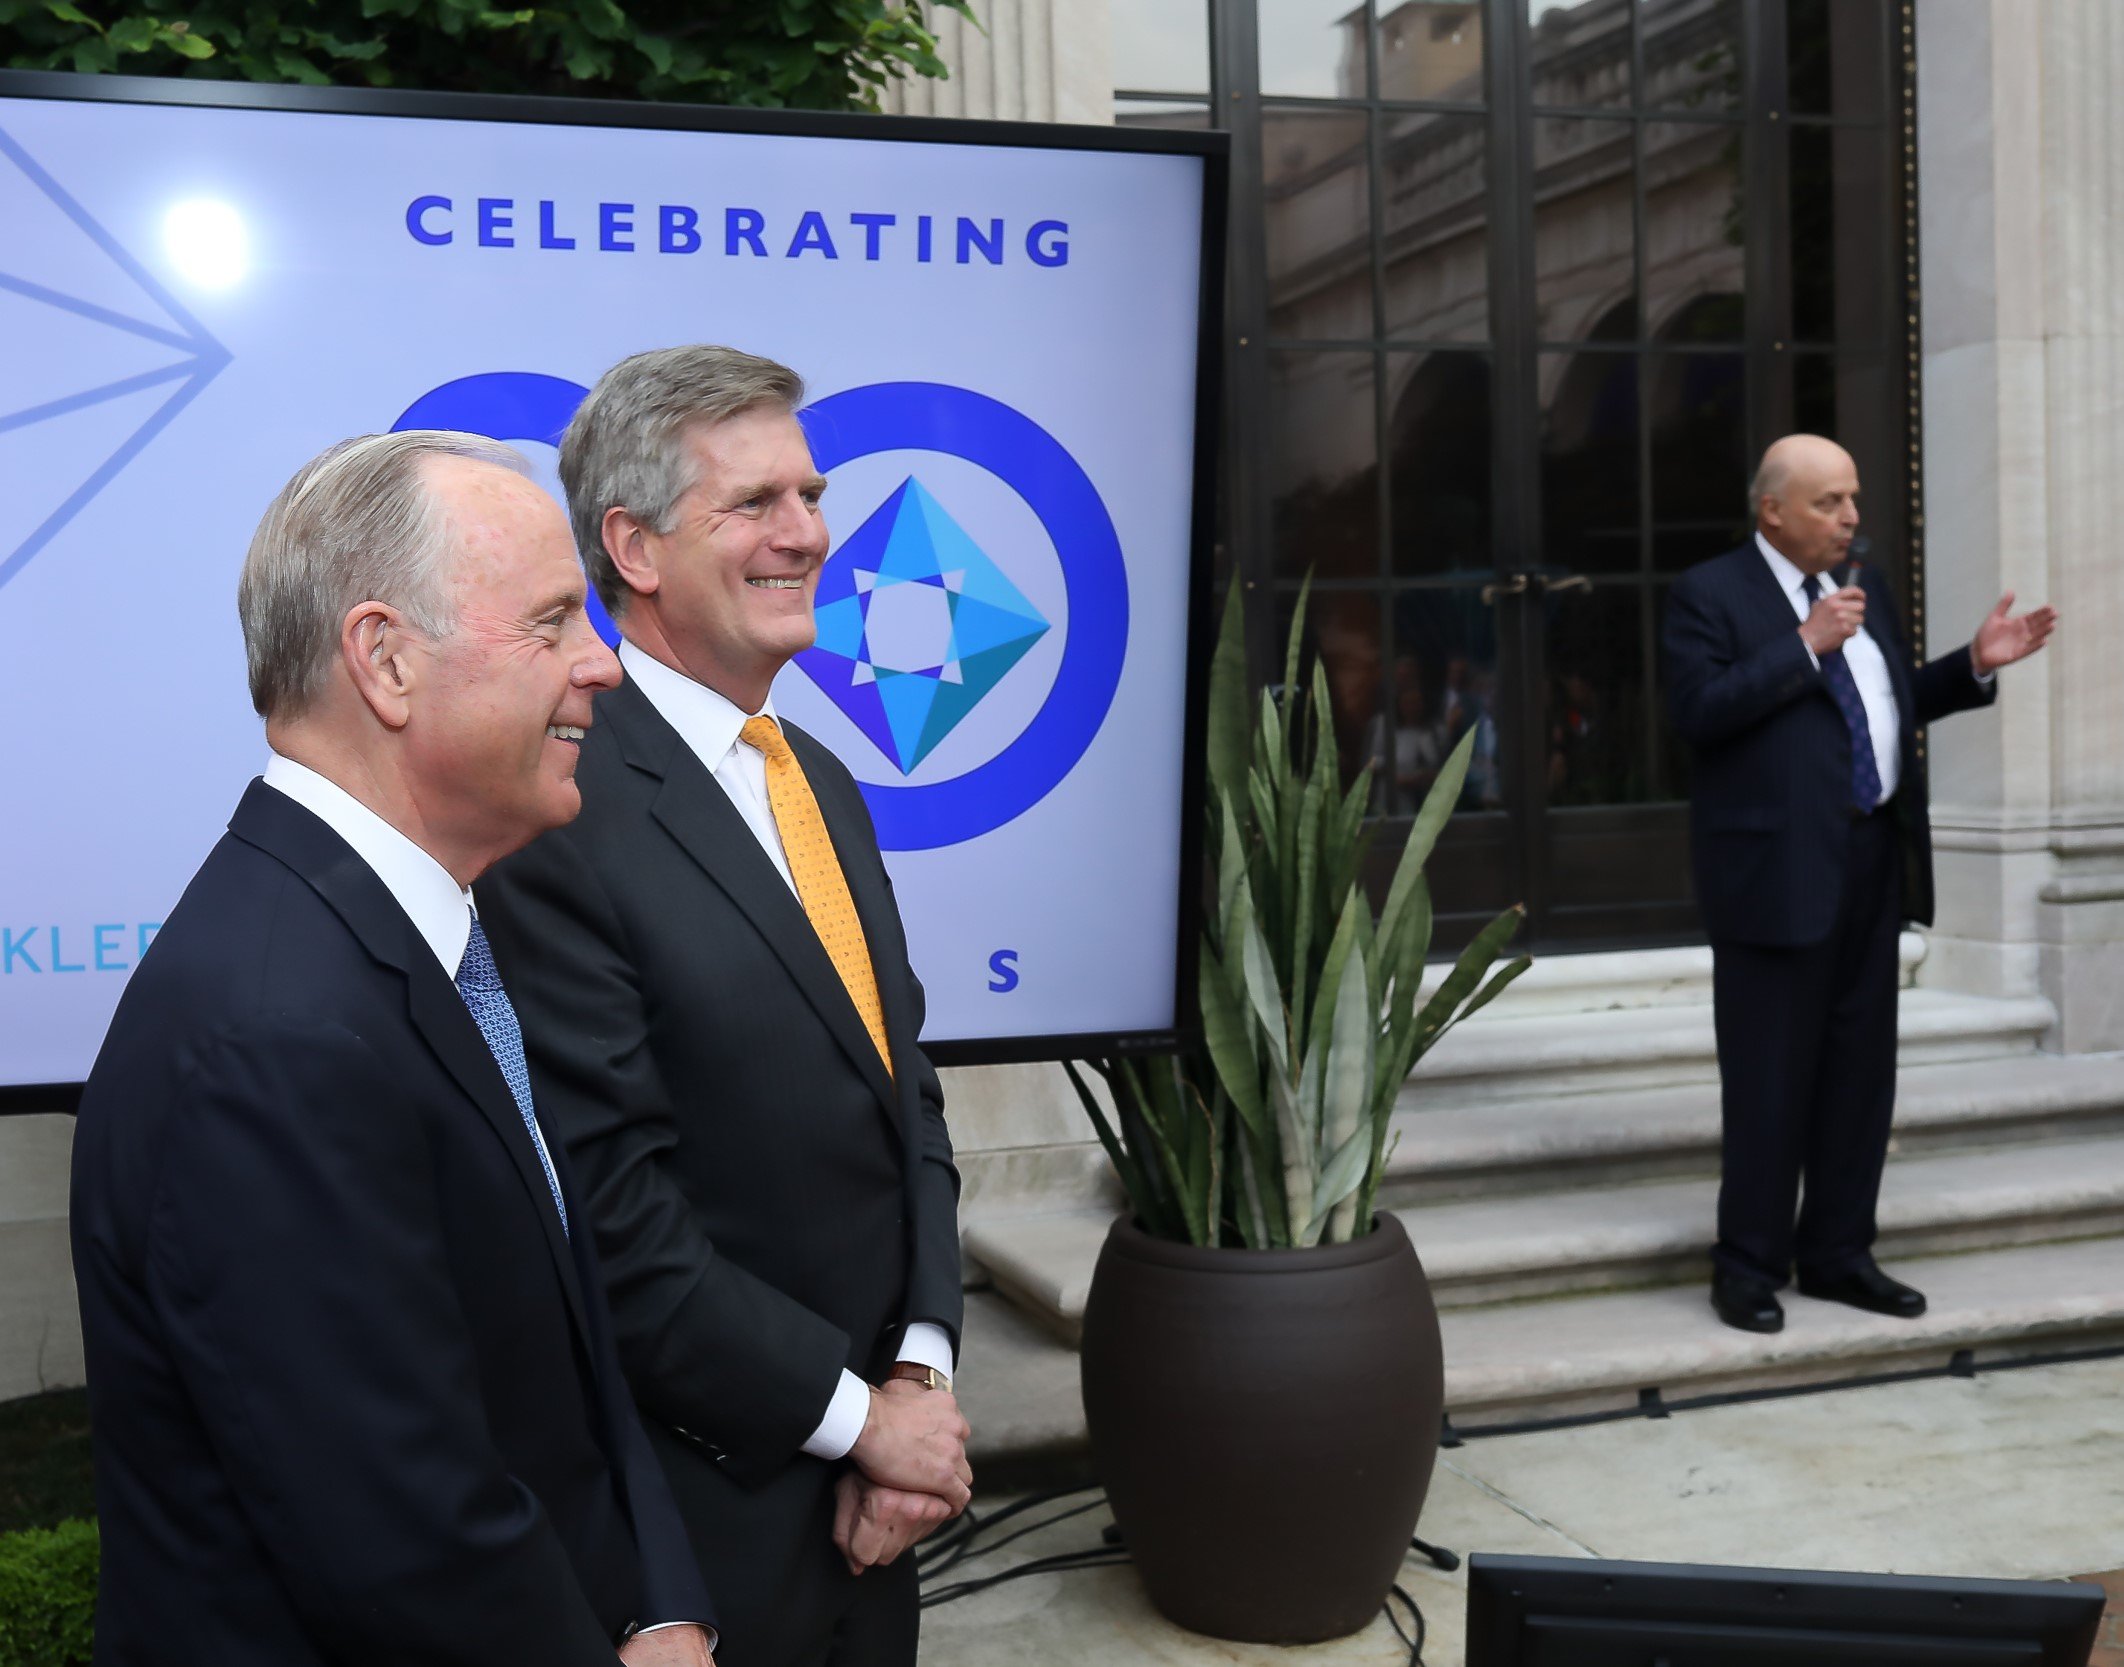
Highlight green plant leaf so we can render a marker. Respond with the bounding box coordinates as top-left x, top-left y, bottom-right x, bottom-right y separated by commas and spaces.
1197, 935, 1265, 1142
1411, 903, 1528, 1059
1300, 1120, 1373, 1245
1237, 905, 1289, 1075
1205, 586, 1250, 804
1062, 1058, 1181, 1242
1279, 572, 1311, 725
